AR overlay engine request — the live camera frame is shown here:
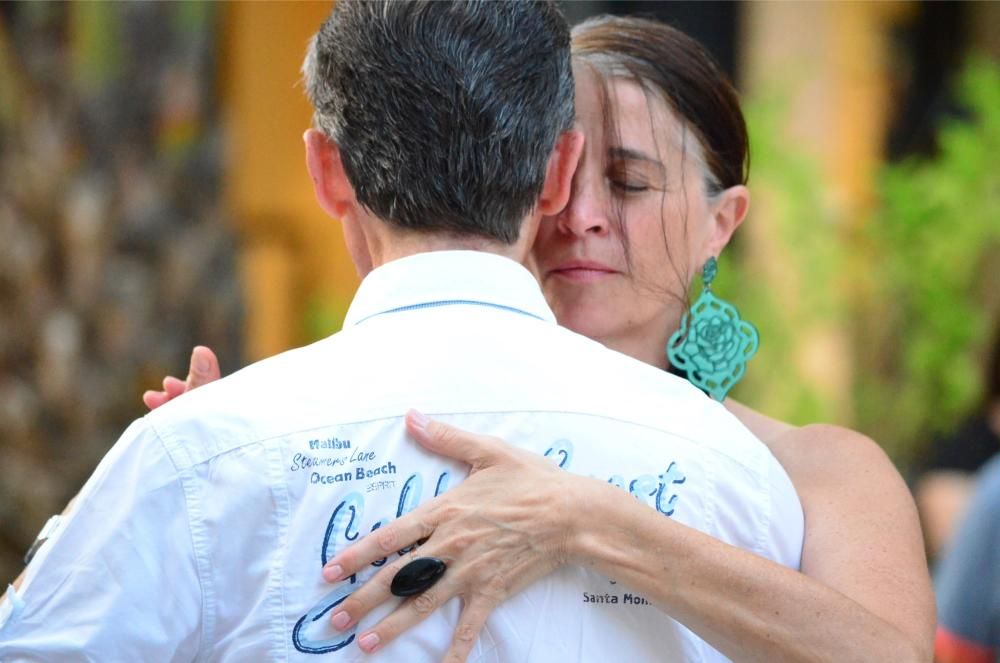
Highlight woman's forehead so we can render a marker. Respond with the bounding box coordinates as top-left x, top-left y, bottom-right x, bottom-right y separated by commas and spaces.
573, 66, 685, 156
